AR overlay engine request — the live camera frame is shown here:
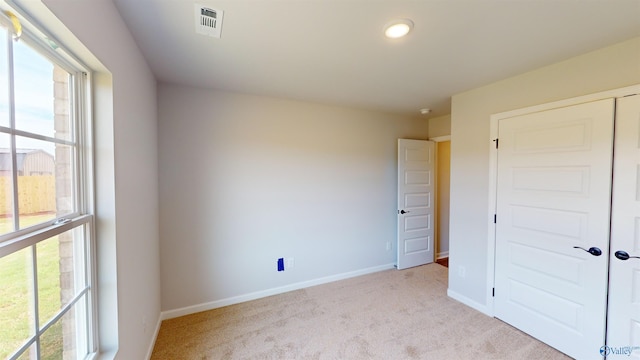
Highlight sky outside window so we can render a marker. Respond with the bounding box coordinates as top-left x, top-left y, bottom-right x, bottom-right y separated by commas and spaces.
0, 28, 59, 155
0, 26, 9, 128
14, 37, 57, 154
